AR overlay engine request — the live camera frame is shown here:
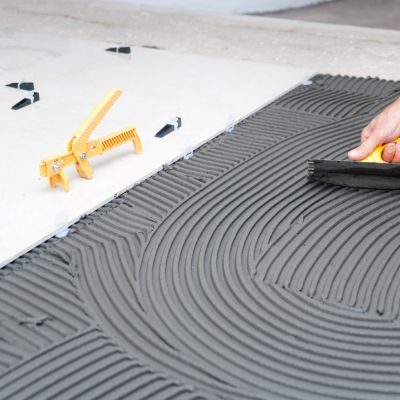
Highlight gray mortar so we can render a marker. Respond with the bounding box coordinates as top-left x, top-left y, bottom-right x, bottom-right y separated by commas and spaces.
1, 75, 400, 399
